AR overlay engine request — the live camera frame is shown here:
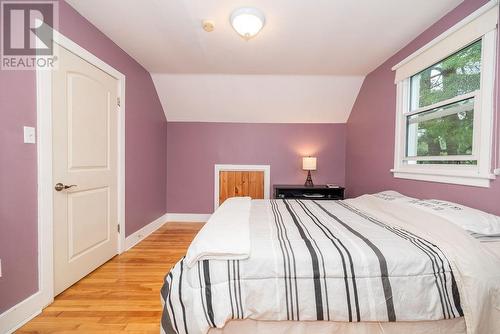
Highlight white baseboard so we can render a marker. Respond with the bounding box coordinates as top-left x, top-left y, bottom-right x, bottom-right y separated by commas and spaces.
166, 213, 211, 222
124, 213, 209, 251
124, 213, 168, 251
0, 291, 44, 334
